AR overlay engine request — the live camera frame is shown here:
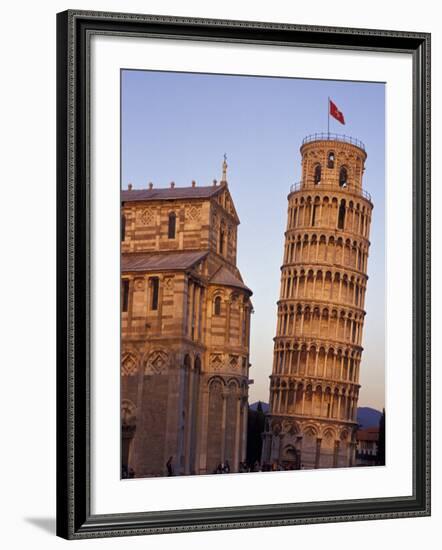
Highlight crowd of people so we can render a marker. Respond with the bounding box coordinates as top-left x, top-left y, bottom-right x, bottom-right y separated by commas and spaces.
214, 460, 302, 473
122, 457, 302, 478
